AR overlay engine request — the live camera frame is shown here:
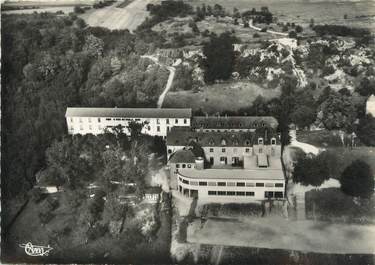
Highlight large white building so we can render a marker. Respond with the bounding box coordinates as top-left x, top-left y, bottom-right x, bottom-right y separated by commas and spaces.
65, 107, 192, 137
167, 125, 285, 202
